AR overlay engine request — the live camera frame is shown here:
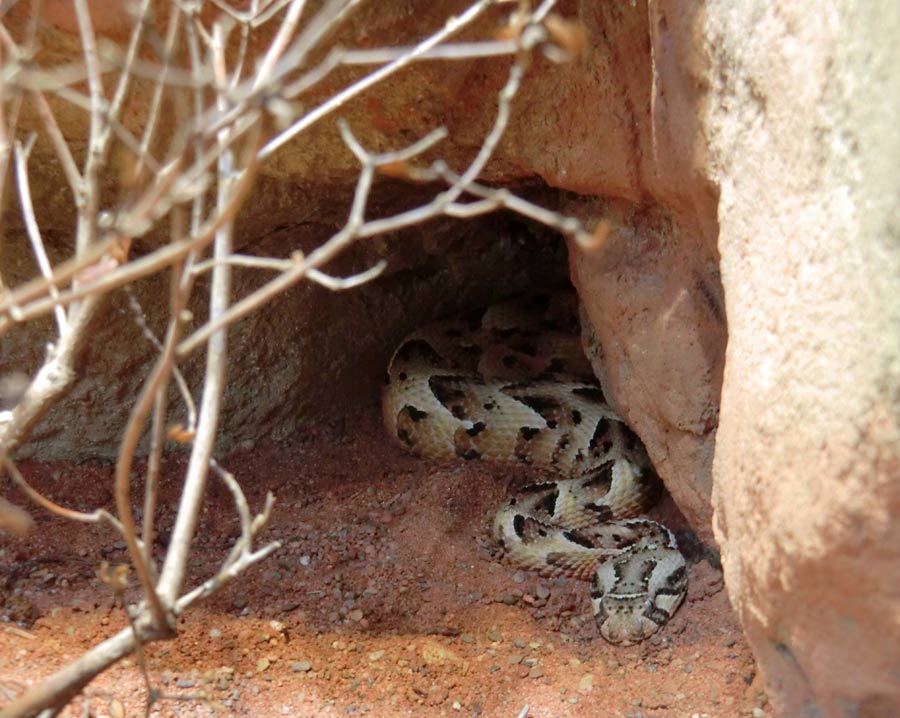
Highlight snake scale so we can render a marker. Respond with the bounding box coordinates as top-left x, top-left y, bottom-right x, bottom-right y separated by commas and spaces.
382, 291, 687, 645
